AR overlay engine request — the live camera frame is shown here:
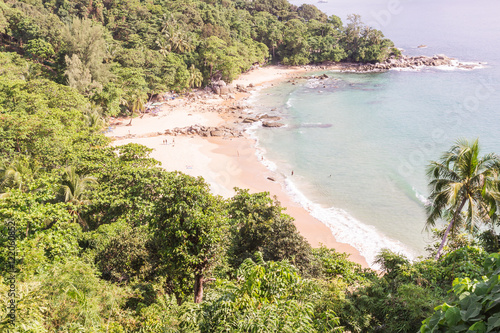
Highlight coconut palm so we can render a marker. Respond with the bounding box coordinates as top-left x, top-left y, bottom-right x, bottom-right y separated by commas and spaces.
188, 64, 203, 88
84, 109, 105, 131
126, 92, 147, 125
0, 157, 40, 193
425, 138, 500, 259
60, 166, 97, 229
155, 39, 171, 57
